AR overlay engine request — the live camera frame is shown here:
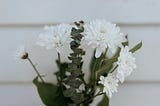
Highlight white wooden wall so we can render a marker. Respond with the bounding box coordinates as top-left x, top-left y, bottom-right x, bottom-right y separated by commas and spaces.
0, 0, 160, 106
